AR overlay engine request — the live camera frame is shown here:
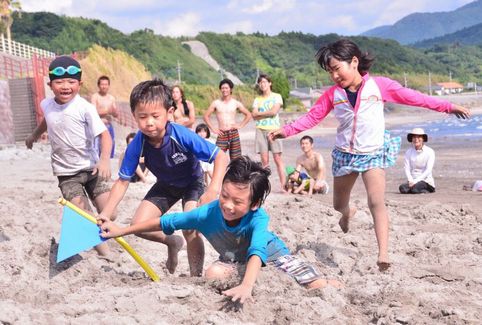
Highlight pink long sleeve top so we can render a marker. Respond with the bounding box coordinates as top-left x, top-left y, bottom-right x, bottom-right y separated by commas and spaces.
283, 74, 453, 154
